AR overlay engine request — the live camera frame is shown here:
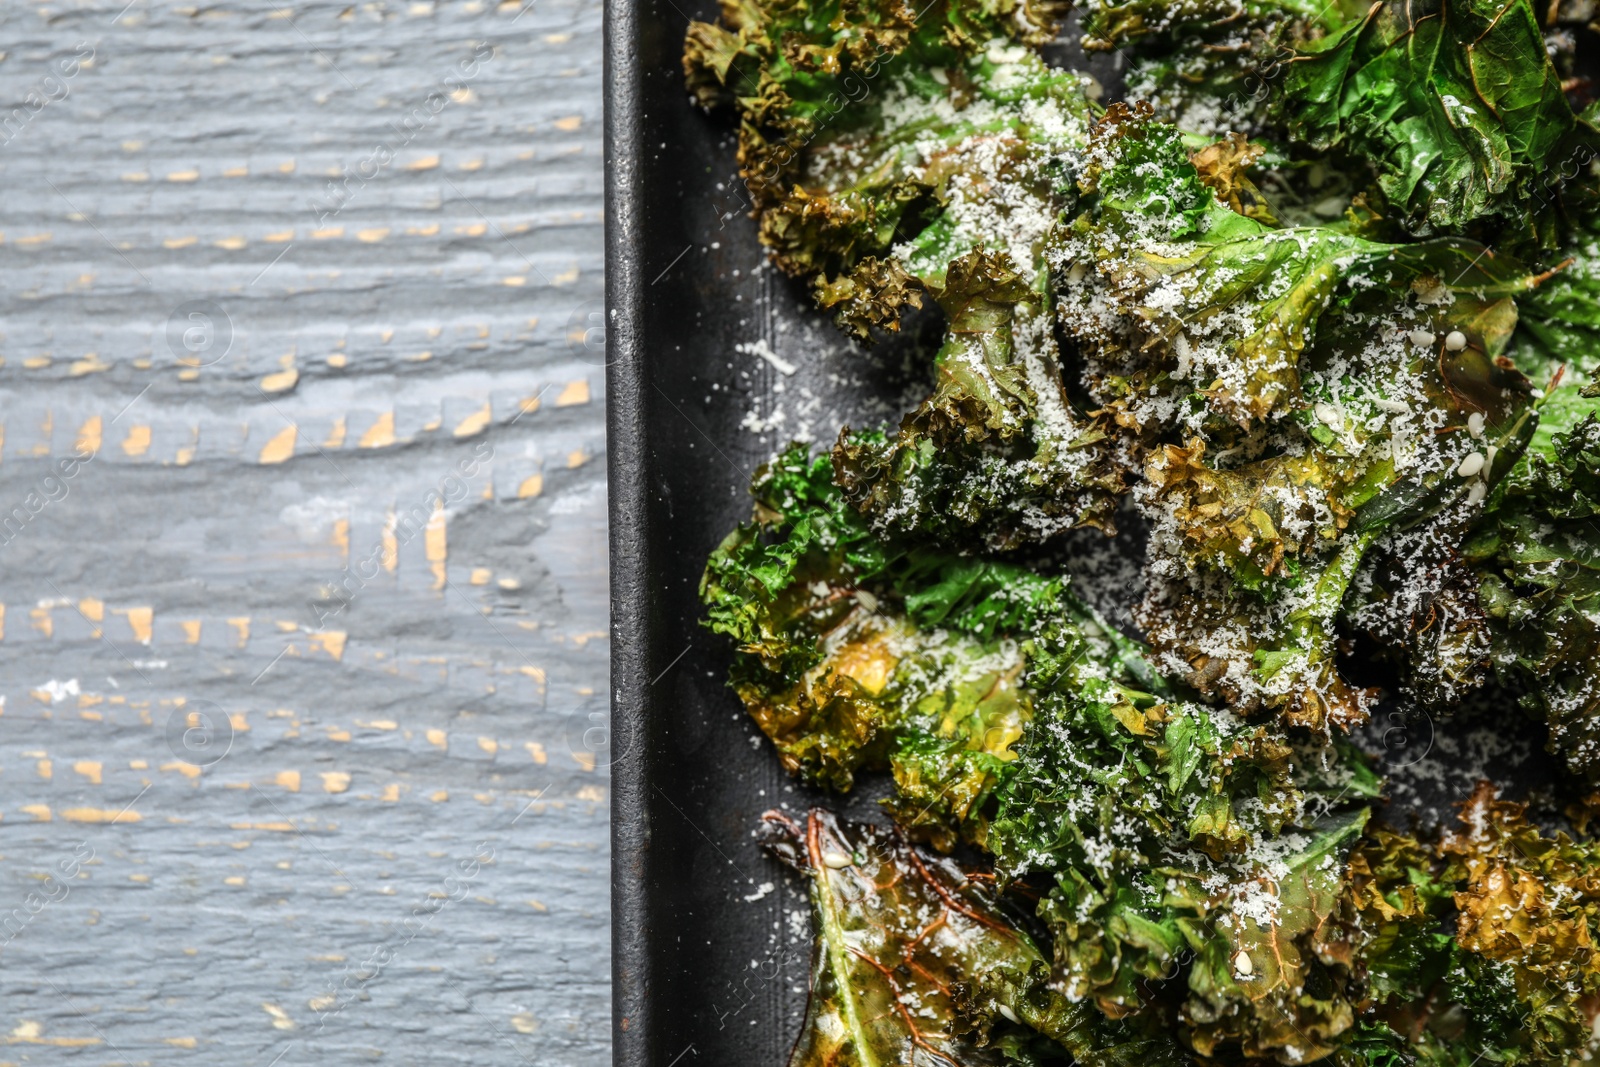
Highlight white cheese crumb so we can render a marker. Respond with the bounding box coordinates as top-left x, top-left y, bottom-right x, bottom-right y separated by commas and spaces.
736, 338, 797, 376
